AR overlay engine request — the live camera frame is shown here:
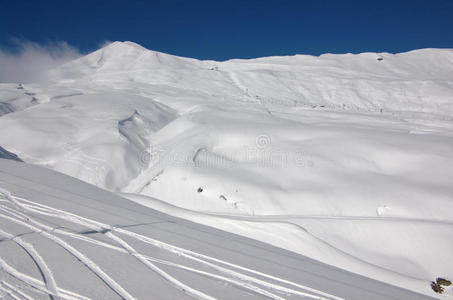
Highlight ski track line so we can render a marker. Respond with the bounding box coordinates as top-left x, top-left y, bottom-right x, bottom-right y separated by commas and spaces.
21, 194, 340, 300
104, 232, 215, 300
1, 281, 33, 300
4, 204, 300, 300
0, 210, 97, 300
10, 197, 278, 300
0, 284, 22, 300
0, 212, 136, 300
148, 257, 287, 300
3, 204, 292, 300
3, 202, 216, 300
115, 228, 340, 300
0, 258, 91, 300
172, 252, 329, 300
2, 194, 214, 300
0, 204, 122, 253
0, 228, 59, 299
1, 205, 288, 300
3, 275, 86, 300
15, 195, 339, 300
1, 188, 343, 300
1, 203, 126, 251
107, 232, 284, 300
